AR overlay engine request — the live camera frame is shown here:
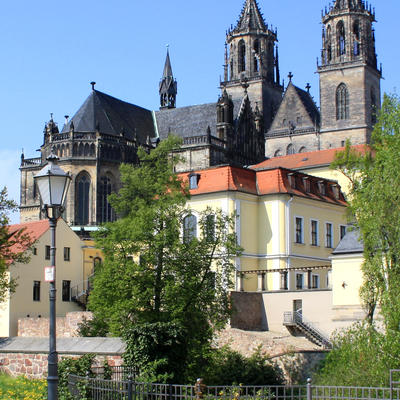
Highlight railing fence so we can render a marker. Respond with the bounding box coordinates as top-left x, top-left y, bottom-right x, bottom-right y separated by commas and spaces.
68, 369, 400, 400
